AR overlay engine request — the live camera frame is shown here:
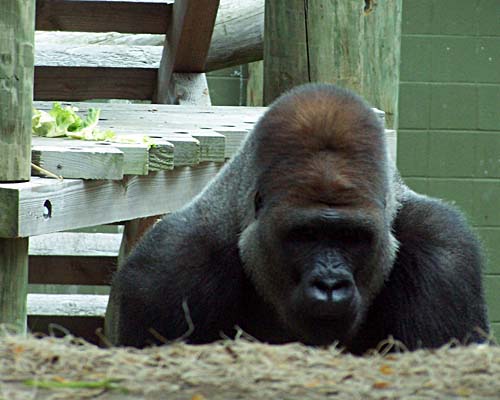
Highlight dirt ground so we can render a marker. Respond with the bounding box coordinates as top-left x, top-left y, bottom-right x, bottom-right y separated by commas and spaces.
0, 332, 499, 400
